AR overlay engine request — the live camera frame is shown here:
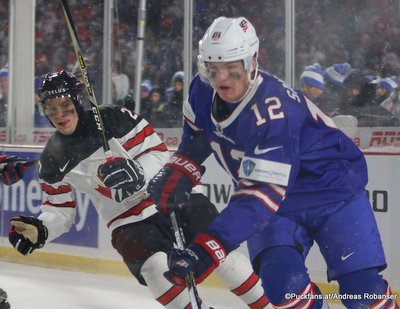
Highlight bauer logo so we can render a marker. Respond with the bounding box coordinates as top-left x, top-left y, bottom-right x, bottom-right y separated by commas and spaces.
242, 159, 256, 176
